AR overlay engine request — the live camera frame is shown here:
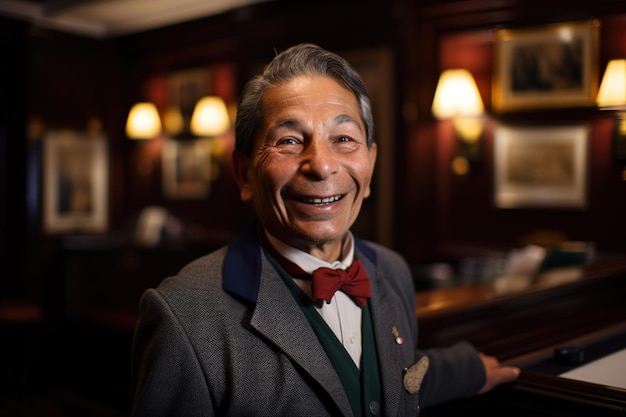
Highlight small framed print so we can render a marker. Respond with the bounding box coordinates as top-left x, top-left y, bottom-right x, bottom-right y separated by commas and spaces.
493, 20, 599, 112
494, 124, 588, 209
43, 130, 108, 233
161, 138, 213, 199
